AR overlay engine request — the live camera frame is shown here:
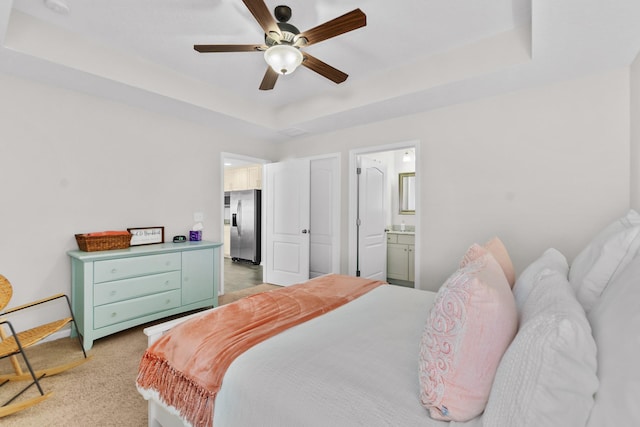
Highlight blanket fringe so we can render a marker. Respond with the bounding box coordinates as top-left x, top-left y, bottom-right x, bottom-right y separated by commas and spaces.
137, 352, 216, 427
